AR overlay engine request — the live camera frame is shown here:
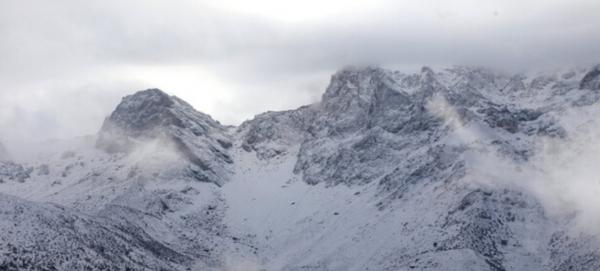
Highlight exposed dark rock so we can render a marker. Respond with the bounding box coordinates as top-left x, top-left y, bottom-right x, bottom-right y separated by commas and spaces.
580, 65, 600, 90
96, 88, 232, 186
